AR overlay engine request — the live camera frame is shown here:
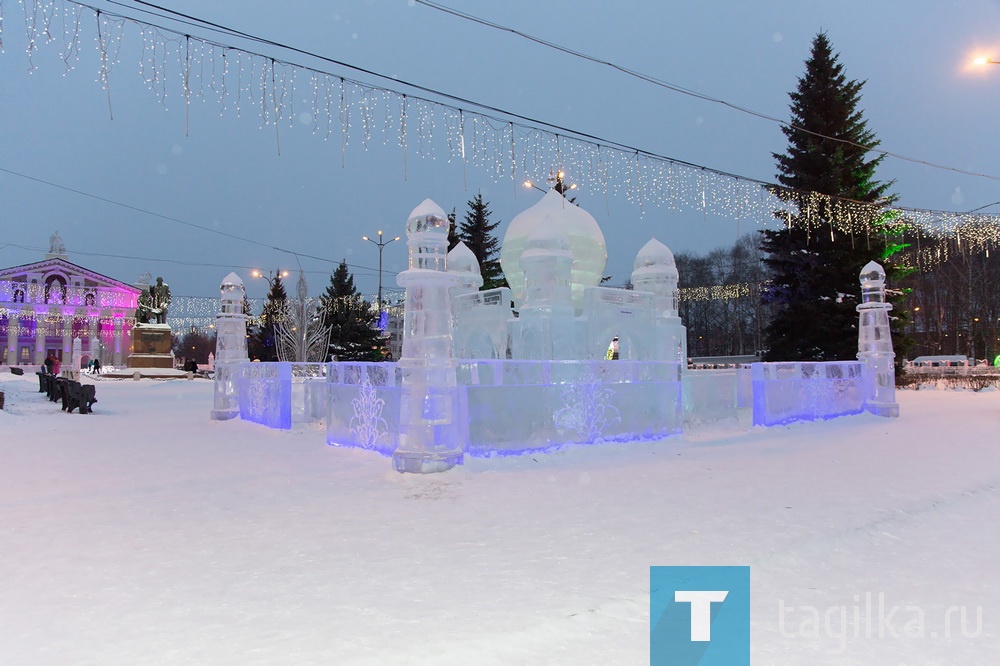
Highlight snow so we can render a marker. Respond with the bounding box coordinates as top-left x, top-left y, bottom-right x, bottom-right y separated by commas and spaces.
1, 373, 997, 664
